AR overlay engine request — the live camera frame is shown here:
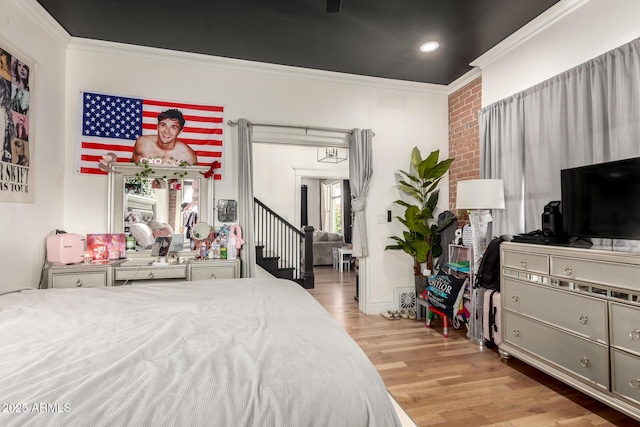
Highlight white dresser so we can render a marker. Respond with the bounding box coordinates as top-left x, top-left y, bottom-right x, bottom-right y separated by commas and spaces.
499, 242, 640, 421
